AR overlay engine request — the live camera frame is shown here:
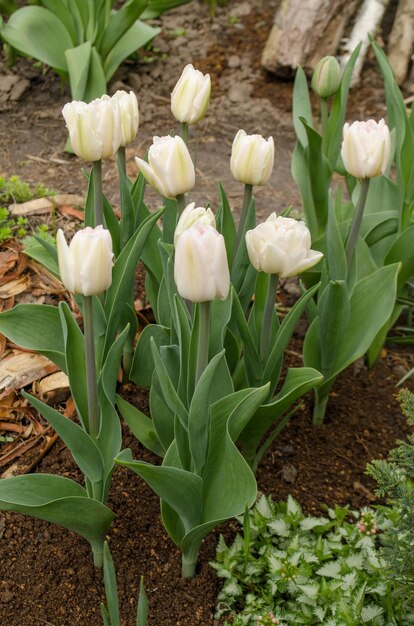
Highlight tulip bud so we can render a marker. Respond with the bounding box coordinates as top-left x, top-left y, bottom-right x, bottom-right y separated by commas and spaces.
341, 119, 391, 179
57, 226, 113, 296
230, 130, 274, 186
174, 202, 216, 246
174, 223, 230, 302
111, 90, 139, 147
311, 56, 341, 99
245, 214, 323, 277
135, 135, 195, 199
171, 64, 211, 125
62, 95, 121, 161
